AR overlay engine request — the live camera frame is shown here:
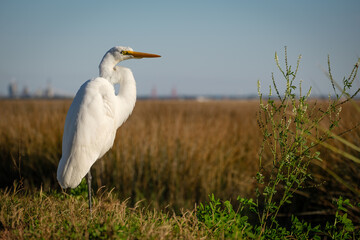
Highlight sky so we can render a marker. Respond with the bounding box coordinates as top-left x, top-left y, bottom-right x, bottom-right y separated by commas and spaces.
0, 1, 359, 97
